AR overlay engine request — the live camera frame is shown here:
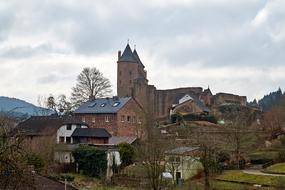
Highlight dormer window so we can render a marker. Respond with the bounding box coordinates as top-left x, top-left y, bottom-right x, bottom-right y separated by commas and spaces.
88, 102, 96, 107
100, 103, 106, 107
113, 102, 120, 107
